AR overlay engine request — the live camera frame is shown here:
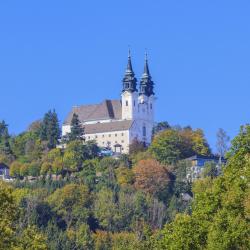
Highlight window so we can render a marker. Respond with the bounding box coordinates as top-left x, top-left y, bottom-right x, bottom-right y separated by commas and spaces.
150, 103, 152, 109
95, 135, 98, 139
88, 136, 90, 139
121, 140, 124, 143
143, 126, 146, 137
102, 134, 104, 138
109, 134, 111, 137
115, 134, 117, 137
126, 100, 128, 106
134, 100, 135, 106
121, 133, 124, 136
